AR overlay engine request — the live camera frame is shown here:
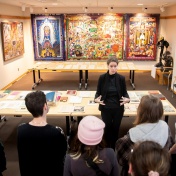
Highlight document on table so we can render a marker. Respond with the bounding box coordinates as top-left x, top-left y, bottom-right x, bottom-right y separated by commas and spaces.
78, 91, 91, 97
58, 105, 74, 112
69, 96, 82, 103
